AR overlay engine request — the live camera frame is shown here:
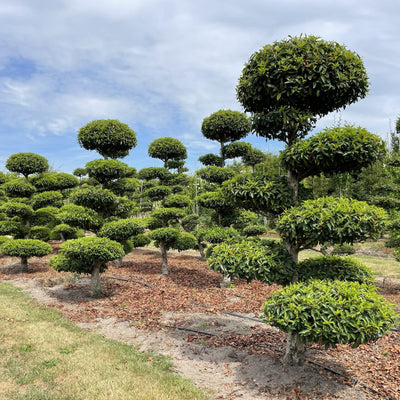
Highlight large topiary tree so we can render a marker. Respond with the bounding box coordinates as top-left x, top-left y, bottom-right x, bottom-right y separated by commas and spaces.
5, 153, 49, 181
210, 35, 397, 366
148, 137, 187, 169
